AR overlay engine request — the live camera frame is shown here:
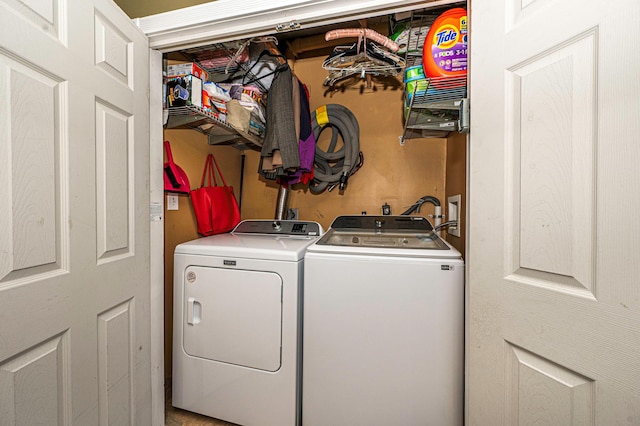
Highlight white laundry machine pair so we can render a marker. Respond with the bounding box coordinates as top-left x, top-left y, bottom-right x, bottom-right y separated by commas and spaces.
172, 220, 323, 426
302, 215, 464, 426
